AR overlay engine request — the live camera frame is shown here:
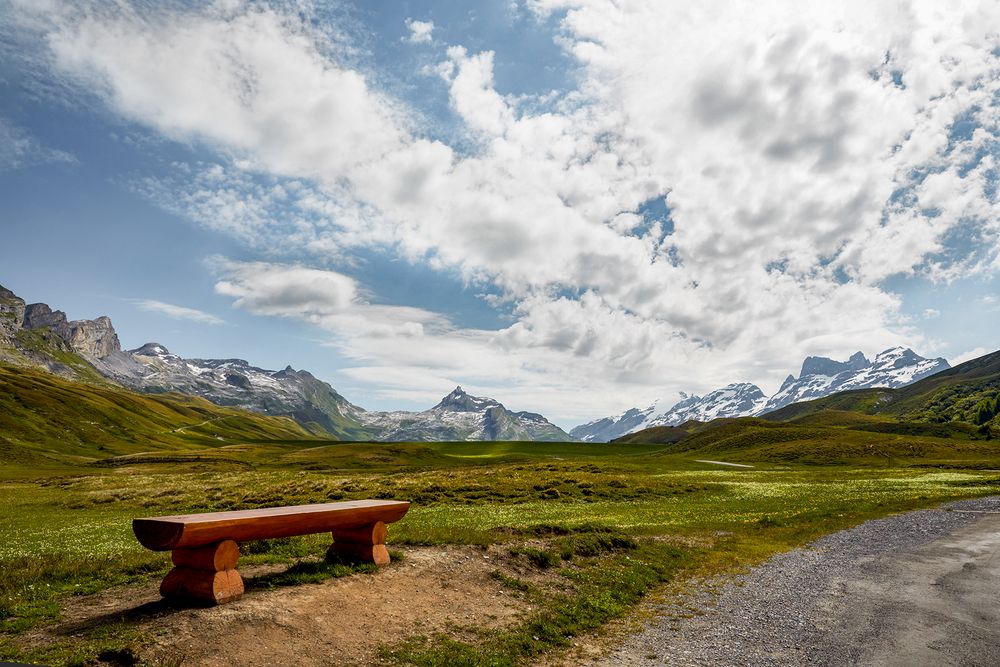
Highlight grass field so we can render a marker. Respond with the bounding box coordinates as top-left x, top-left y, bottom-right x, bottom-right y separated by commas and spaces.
3, 439, 1000, 665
